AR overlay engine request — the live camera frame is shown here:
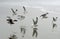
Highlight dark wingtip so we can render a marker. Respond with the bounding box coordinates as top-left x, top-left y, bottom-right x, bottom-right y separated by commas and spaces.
14, 20, 18, 22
